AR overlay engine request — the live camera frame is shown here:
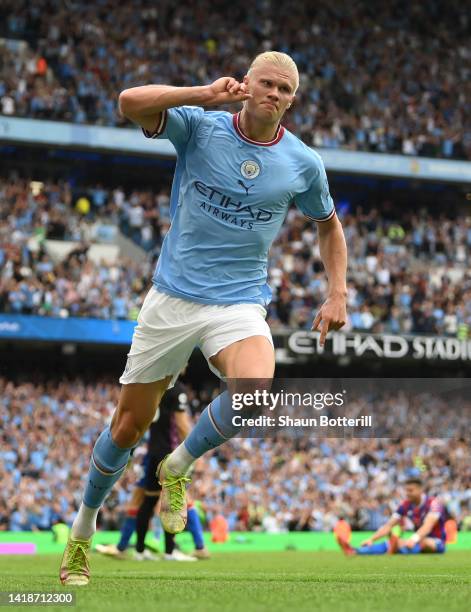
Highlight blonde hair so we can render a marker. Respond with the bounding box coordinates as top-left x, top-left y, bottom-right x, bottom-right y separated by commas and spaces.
248, 51, 299, 93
